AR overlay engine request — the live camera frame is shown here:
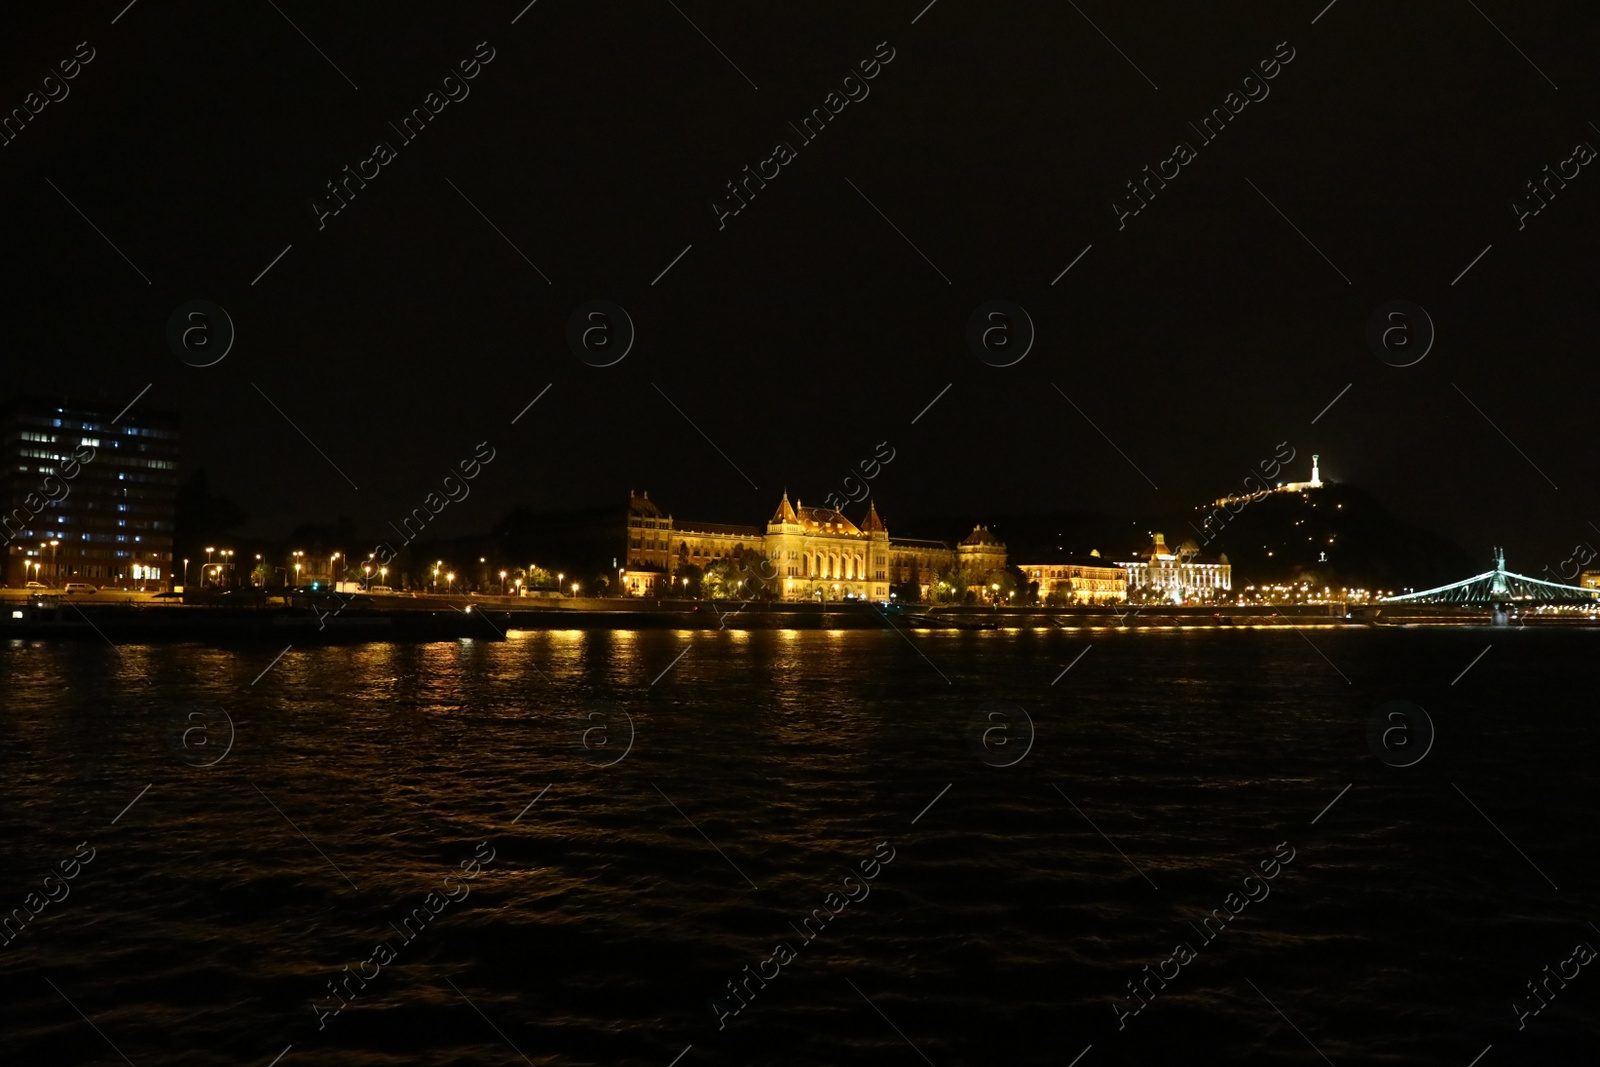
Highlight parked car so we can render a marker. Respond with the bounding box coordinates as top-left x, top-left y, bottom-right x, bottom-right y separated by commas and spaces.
152, 591, 183, 599
24, 581, 48, 589
63, 582, 98, 594
371, 585, 394, 593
